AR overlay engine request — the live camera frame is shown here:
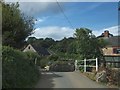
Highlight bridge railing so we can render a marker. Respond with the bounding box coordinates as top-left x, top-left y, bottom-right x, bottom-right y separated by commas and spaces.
75, 58, 98, 72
